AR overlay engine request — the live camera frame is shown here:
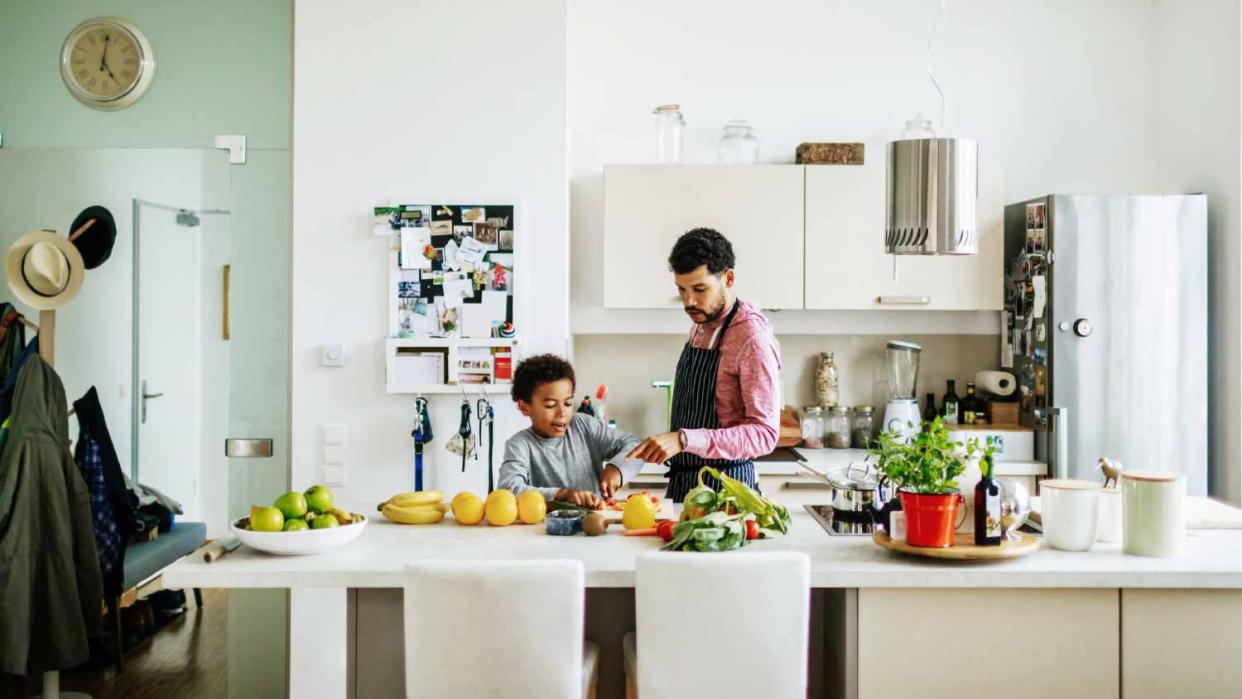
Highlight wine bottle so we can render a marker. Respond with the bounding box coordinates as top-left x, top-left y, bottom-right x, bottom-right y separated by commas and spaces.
922, 393, 938, 422
974, 455, 1003, 546
961, 382, 981, 425
942, 380, 960, 425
